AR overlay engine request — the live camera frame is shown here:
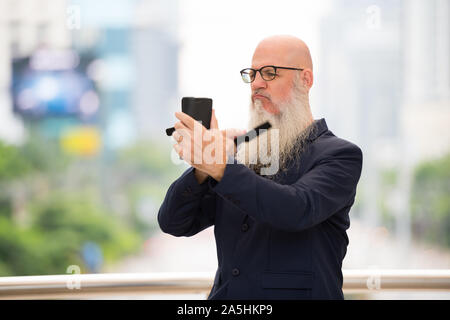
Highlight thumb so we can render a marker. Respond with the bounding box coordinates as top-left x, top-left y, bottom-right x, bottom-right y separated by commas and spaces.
210, 108, 219, 129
